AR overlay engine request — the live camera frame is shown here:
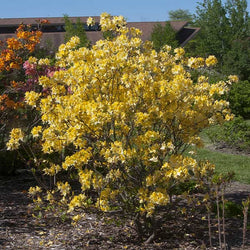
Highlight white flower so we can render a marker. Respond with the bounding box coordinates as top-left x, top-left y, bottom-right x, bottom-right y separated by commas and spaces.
149, 156, 158, 163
